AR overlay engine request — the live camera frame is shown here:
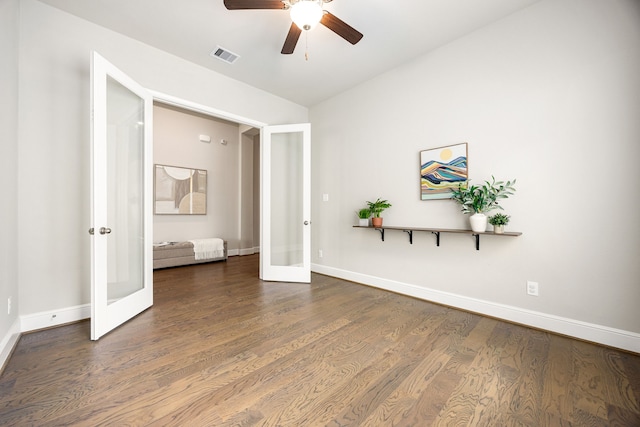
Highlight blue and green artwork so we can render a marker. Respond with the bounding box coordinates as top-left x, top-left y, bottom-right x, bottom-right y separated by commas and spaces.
420, 143, 468, 200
